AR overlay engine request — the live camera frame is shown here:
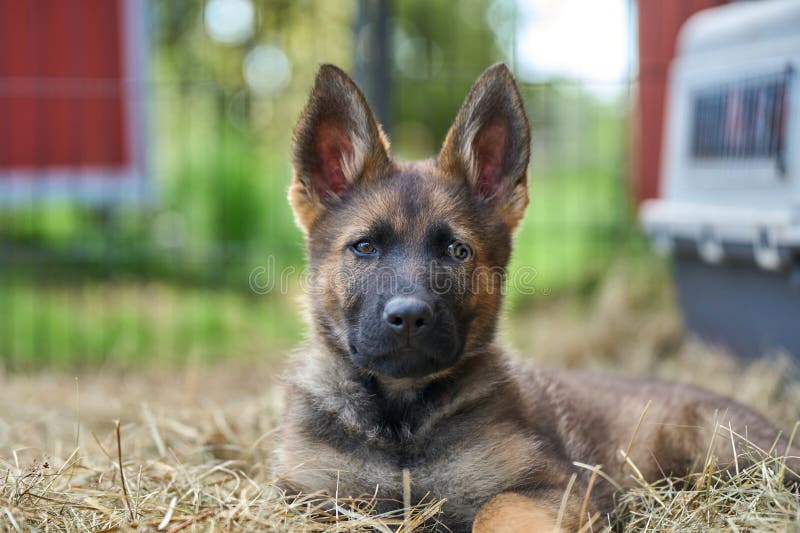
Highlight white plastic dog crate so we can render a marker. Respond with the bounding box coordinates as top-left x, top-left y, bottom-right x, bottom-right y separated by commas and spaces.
640, 0, 800, 357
